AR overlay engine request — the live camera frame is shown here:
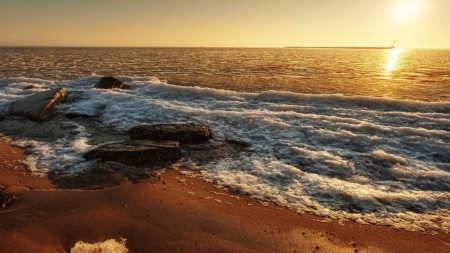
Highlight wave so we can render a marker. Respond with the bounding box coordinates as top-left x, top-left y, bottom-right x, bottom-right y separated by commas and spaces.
1, 75, 450, 232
